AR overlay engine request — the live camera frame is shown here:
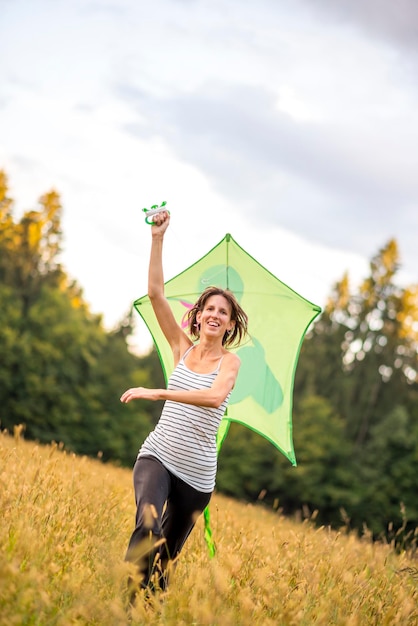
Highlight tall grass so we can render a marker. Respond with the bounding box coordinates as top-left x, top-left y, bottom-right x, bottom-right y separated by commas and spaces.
1, 429, 417, 625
